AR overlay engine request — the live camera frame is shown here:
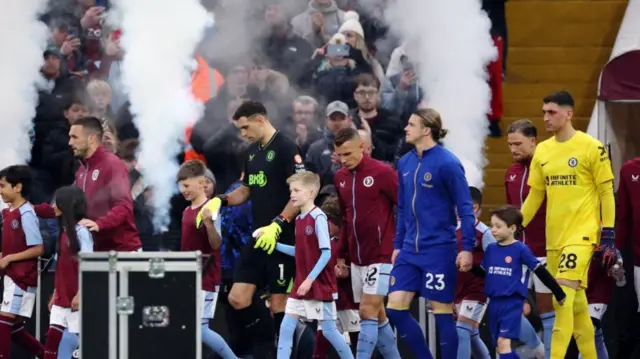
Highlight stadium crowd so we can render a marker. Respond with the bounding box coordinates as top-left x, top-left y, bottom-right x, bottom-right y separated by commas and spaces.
3, 0, 640, 359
